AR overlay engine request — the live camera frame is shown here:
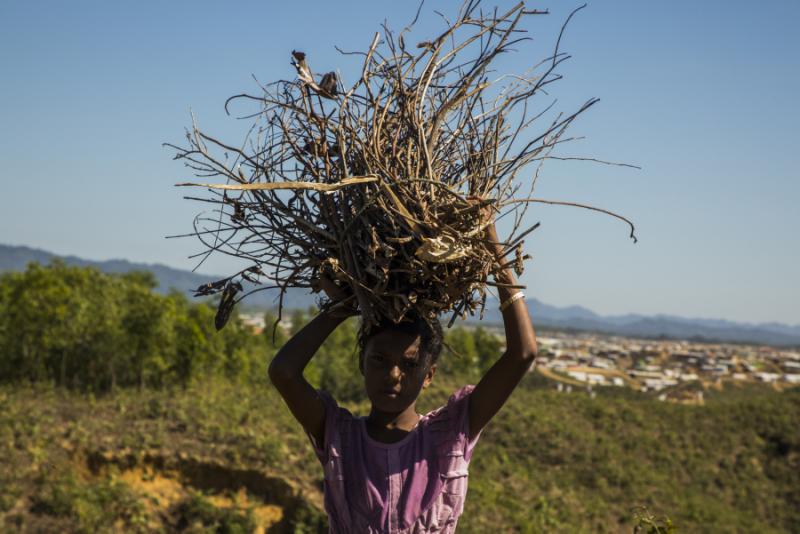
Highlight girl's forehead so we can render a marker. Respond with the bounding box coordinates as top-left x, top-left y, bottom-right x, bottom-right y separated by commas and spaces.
365, 330, 422, 358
